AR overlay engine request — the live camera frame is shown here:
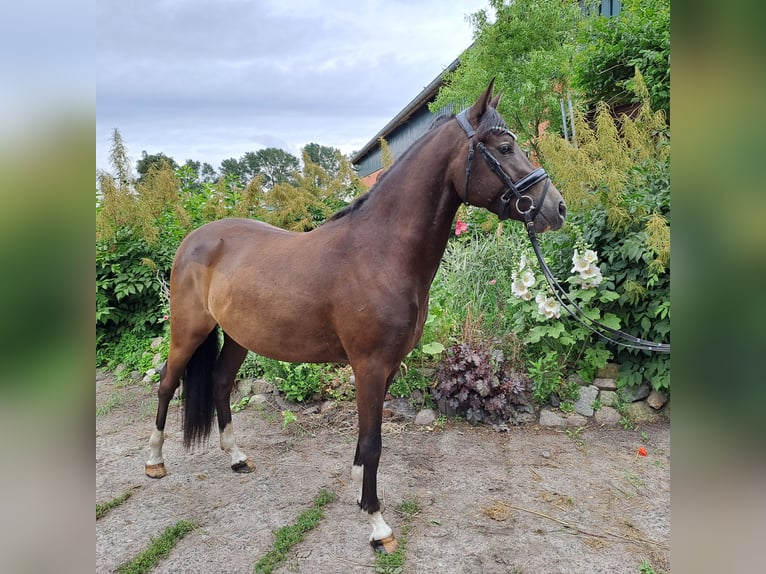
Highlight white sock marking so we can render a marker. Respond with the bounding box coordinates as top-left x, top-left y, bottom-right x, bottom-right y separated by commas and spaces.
369, 511, 393, 541
220, 423, 248, 465
147, 428, 164, 465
